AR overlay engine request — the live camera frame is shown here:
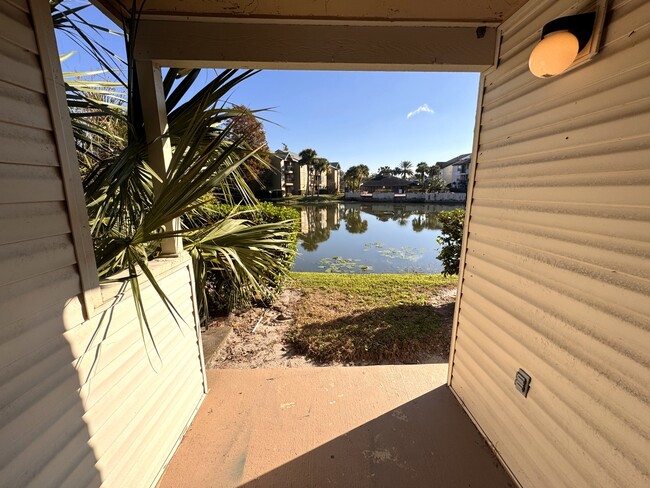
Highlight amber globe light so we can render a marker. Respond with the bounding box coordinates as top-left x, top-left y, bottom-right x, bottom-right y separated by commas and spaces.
529, 30, 580, 78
